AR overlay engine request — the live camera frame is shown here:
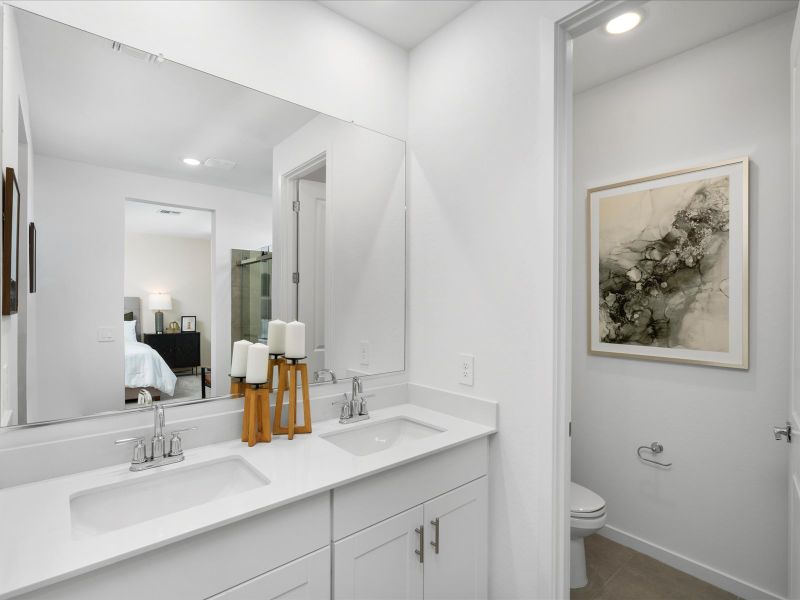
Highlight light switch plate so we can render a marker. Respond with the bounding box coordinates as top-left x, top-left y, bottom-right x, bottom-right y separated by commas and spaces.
459, 353, 474, 386
97, 327, 114, 342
